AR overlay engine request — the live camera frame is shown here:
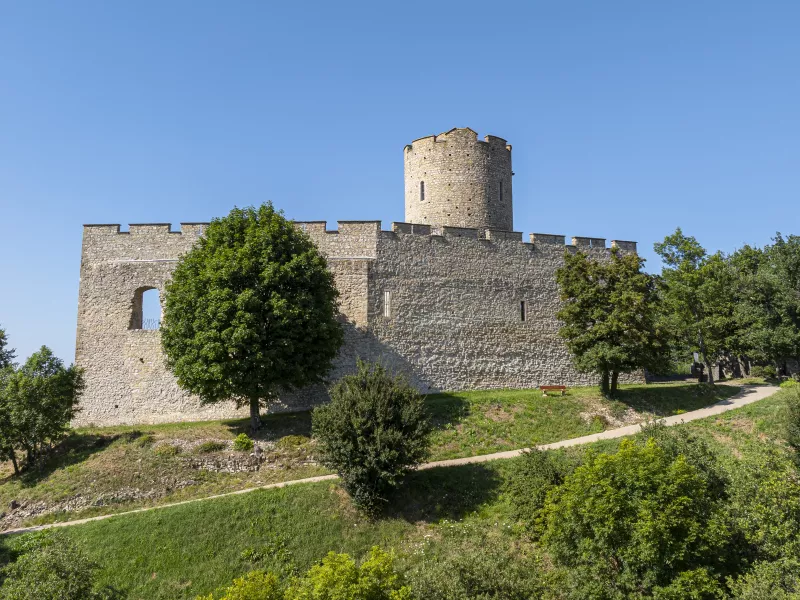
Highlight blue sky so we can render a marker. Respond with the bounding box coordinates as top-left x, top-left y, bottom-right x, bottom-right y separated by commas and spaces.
1, 1, 798, 363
